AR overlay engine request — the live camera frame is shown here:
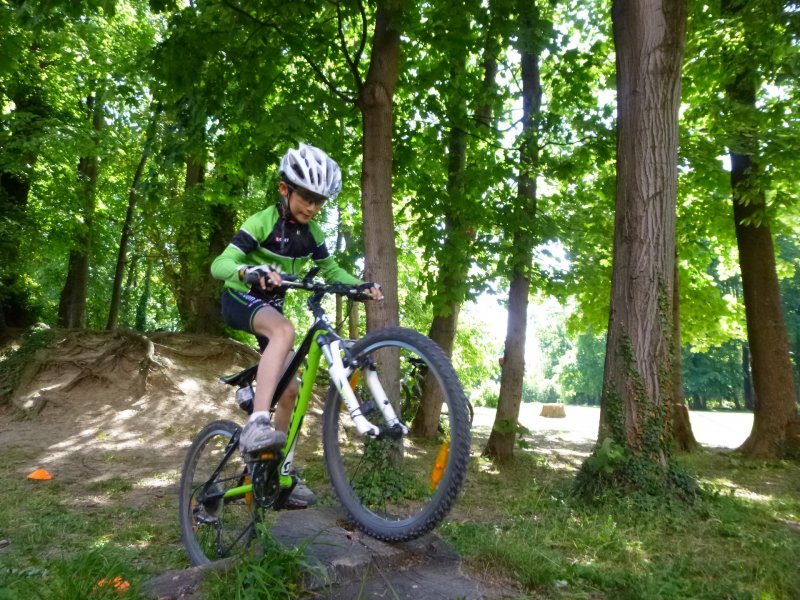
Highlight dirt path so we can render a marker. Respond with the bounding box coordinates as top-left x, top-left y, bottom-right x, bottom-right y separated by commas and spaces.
473, 403, 753, 451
